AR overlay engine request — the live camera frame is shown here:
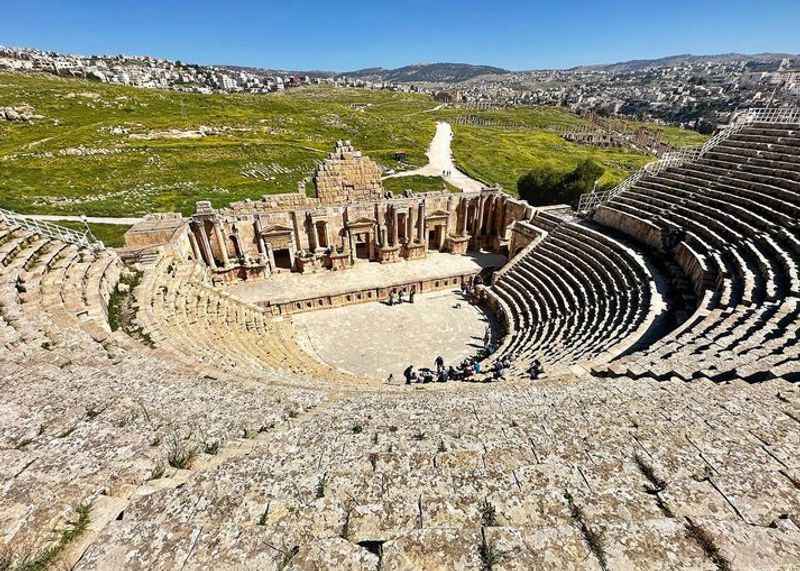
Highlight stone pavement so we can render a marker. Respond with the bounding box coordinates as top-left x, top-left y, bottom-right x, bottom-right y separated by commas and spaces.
292, 289, 496, 380
225, 251, 505, 305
